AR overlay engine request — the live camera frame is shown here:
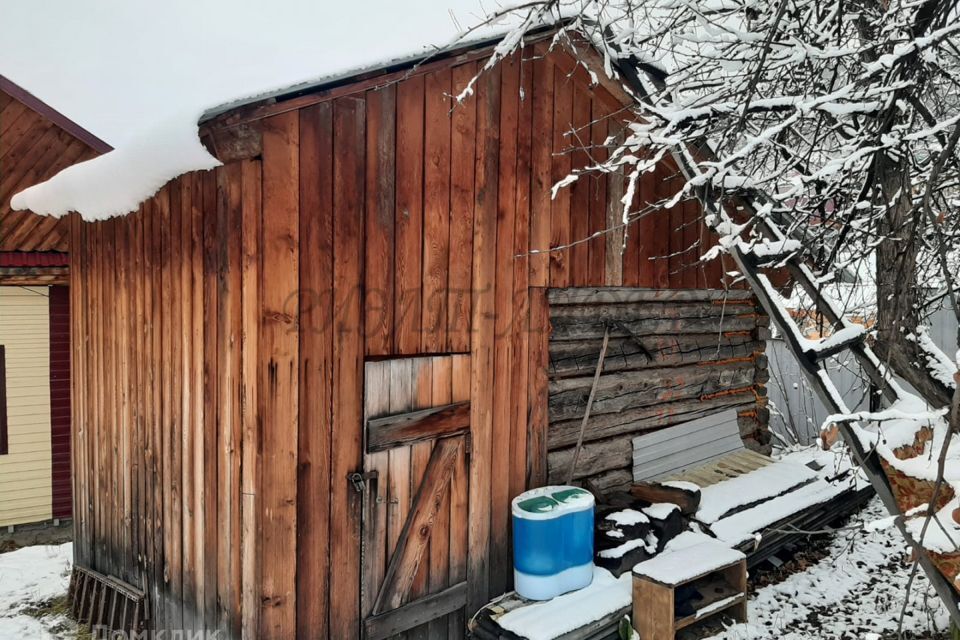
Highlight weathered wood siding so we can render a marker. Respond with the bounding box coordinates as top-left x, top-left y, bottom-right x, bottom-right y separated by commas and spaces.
69, 43, 740, 638
0, 85, 104, 252
0, 286, 52, 526
546, 288, 770, 492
